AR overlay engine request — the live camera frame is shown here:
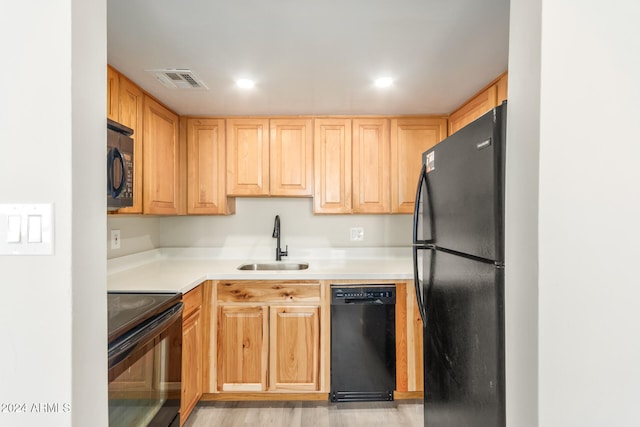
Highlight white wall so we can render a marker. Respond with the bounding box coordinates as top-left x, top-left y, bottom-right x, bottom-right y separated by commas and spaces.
107, 216, 161, 258
71, 0, 108, 425
507, 0, 640, 425
160, 198, 412, 248
0, 1, 107, 426
505, 0, 541, 425
107, 198, 413, 259
537, 0, 640, 425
